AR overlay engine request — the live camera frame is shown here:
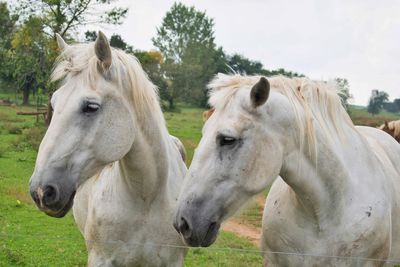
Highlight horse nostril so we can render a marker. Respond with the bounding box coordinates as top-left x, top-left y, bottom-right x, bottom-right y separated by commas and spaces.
30, 190, 39, 205
179, 216, 192, 239
43, 185, 59, 206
